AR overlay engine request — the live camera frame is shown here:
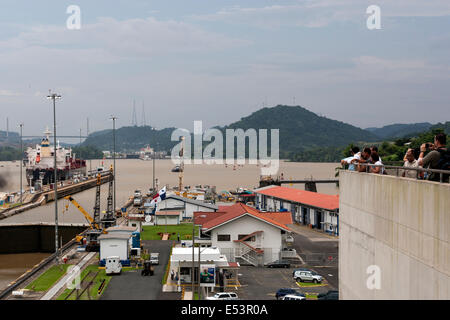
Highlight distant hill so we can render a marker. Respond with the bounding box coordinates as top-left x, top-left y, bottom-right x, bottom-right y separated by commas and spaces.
82, 126, 178, 152
0, 130, 20, 147
221, 105, 378, 156
82, 105, 378, 155
430, 121, 450, 135
366, 122, 432, 139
